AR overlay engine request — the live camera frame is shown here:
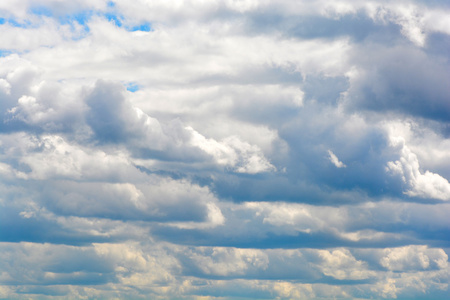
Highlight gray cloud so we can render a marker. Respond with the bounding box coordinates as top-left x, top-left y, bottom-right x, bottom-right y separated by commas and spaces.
345, 44, 450, 121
